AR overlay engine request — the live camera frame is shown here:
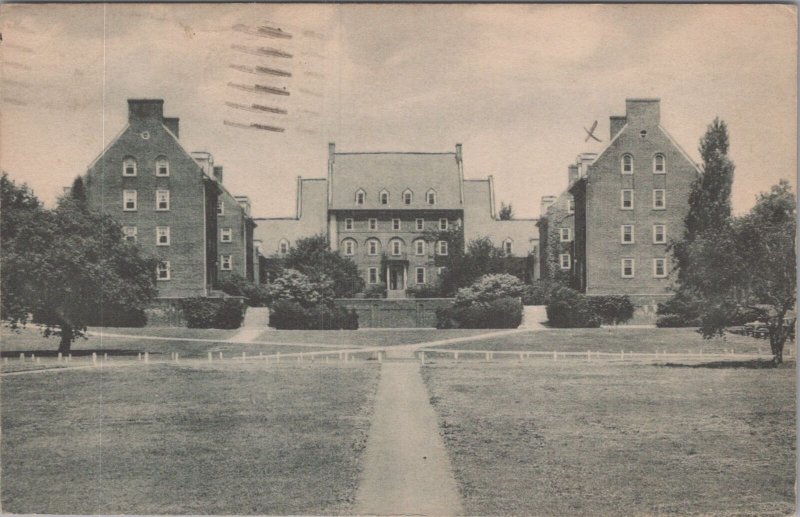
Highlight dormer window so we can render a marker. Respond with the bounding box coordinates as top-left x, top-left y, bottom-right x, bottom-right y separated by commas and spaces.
217, 199, 224, 216
155, 156, 169, 177
427, 189, 437, 205
279, 239, 289, 254
653, 153, 666, 174
503, 239, 513, 255
123, 157, 137, 176
379, 190, 389, 205
356, 189, 366, 205
403, 189, 413, 205
621, 154, 633, 174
